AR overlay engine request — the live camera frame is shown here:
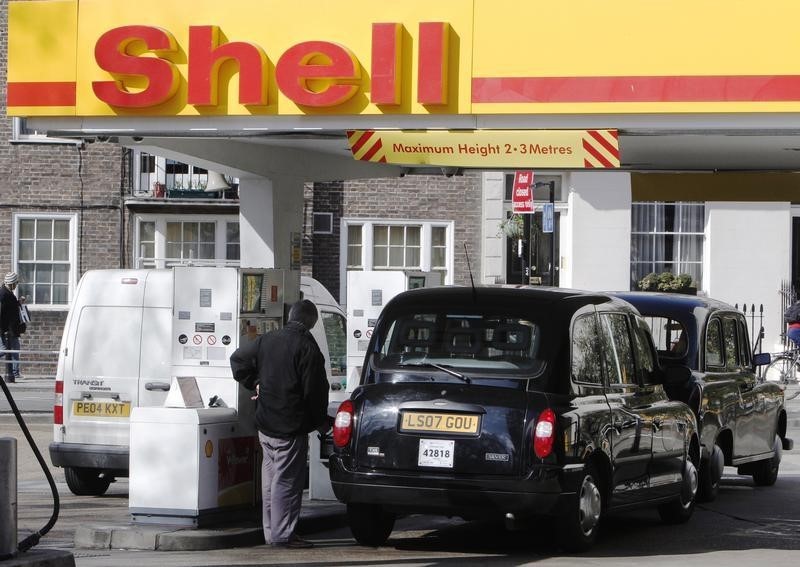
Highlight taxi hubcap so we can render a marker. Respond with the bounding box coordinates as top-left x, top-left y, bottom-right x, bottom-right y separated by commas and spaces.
682, 460, 699, 508
578, 474, 602, 535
